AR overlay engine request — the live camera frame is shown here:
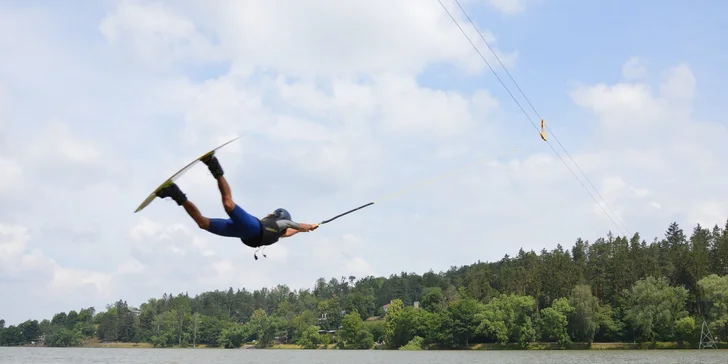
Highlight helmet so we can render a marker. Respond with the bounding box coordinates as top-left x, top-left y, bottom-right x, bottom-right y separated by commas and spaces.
274, 208, 292, 221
